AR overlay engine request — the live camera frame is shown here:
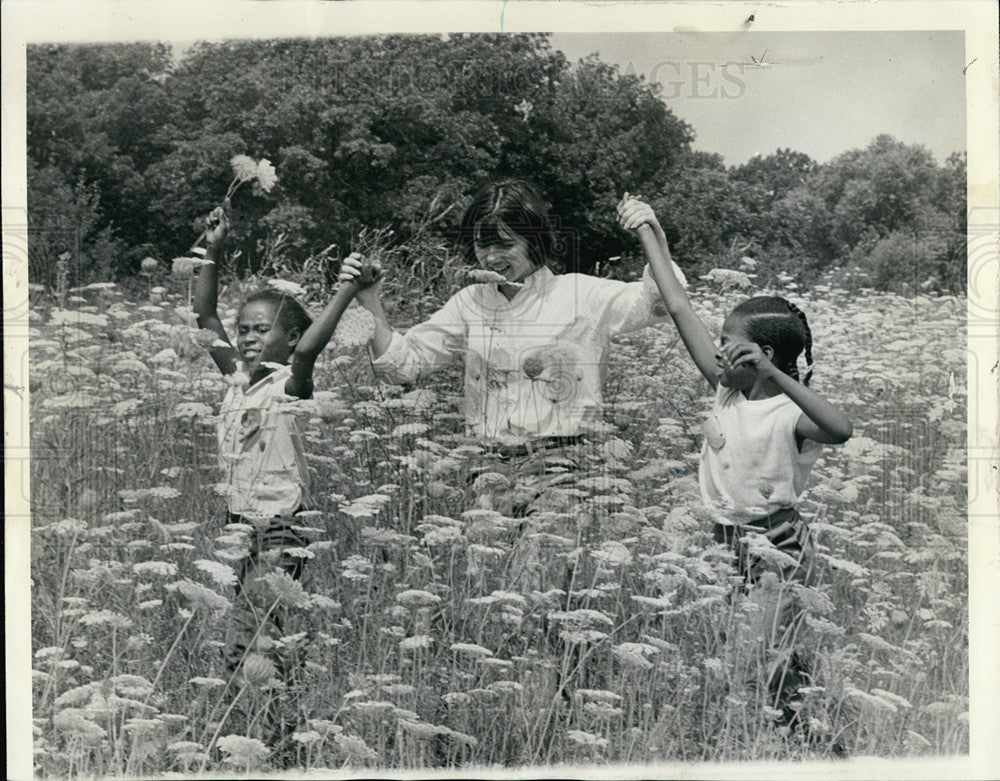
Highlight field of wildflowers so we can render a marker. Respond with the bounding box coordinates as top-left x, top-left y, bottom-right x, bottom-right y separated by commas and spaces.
28, 256, 968, 776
